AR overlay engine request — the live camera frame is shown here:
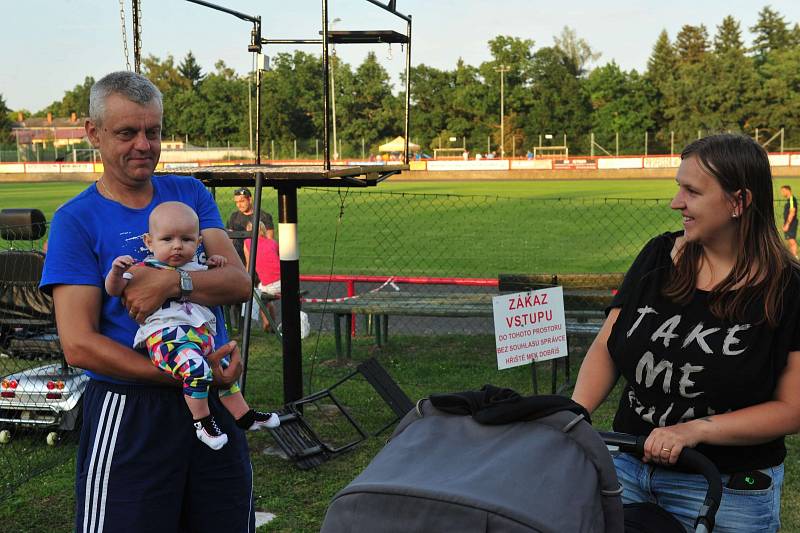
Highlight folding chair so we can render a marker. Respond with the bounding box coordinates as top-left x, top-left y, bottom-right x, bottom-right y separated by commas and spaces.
268, 357, 413, 469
